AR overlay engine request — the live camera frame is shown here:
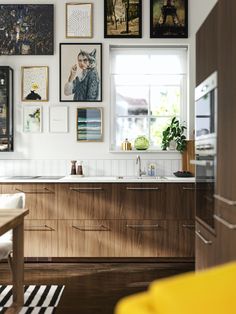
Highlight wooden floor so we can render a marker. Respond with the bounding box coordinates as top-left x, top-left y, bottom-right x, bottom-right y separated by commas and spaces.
0, 262, 194, 314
